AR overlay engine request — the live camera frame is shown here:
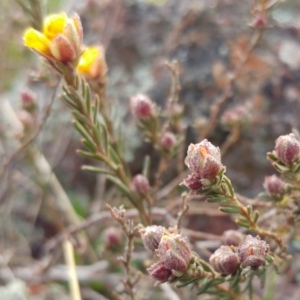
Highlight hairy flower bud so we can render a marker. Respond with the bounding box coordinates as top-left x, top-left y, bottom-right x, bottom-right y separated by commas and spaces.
237, 235, 269, 268
103, 227, 122, 248
130, 94, 154, 120
263, 175, 285, 198
139, 225, 166, 251
160, 132, 176, 152
182, 140, 224, 192
274, 133, 300, 164
158, 233, 191, 273
209, 246, 240, 275
147, 261, 172, 284
132, 174, 150, 196
221, 104, 251, 128
181, 174, 202, 192
222, 230, 244, 247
